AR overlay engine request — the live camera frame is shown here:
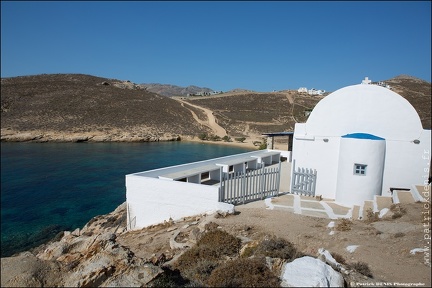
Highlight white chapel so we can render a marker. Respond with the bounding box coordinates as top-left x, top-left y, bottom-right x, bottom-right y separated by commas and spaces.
290, 79, 431, 206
